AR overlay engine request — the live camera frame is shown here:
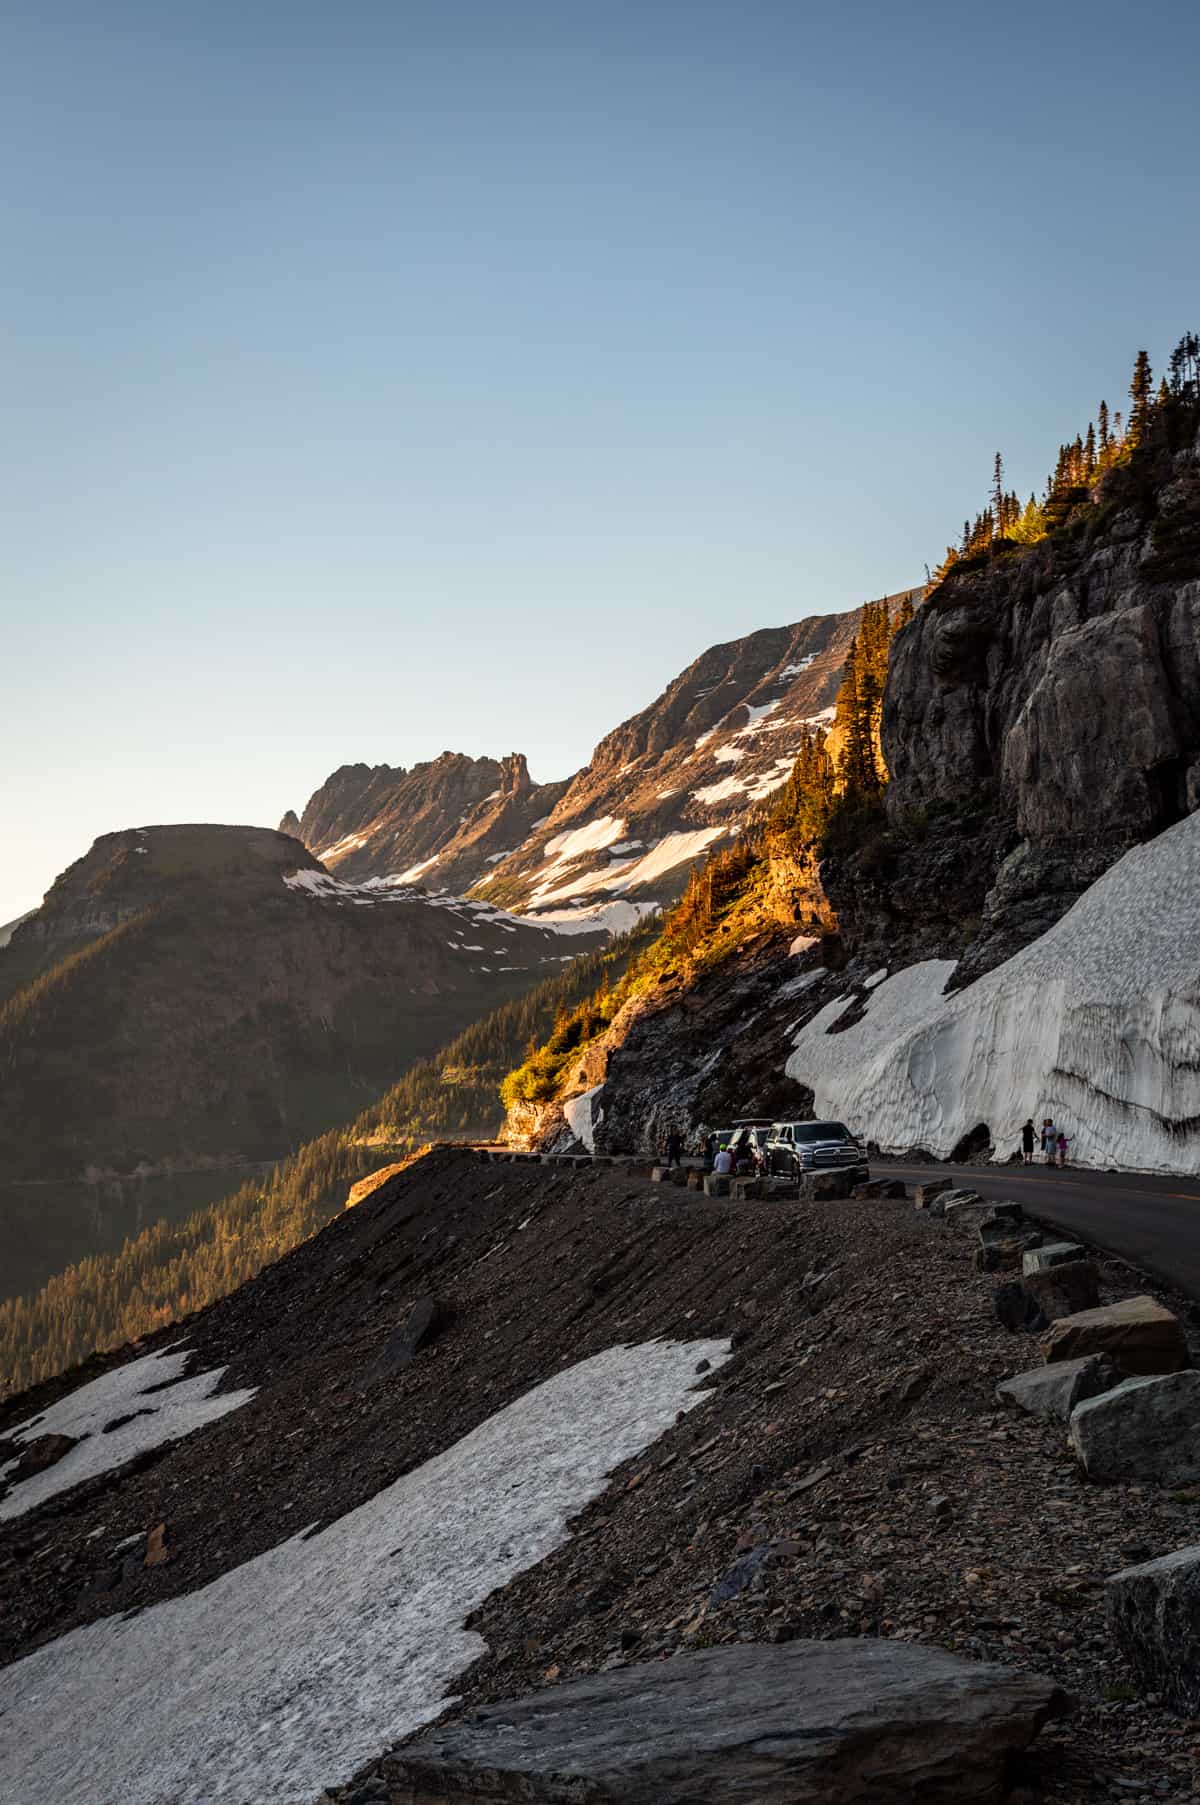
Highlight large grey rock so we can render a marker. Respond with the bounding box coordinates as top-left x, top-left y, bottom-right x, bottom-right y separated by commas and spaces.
799, 1170, 857, 1201
1070, 1371, 1200, 1483
1041, 1295, 1189, 1375
1107, 1544, 1200, 1712
387, 1641, 1070, 1803
996, 1354, 1119, 1421
1023, 1240, 1085, 1275
1021, 1258, 1100, 1321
